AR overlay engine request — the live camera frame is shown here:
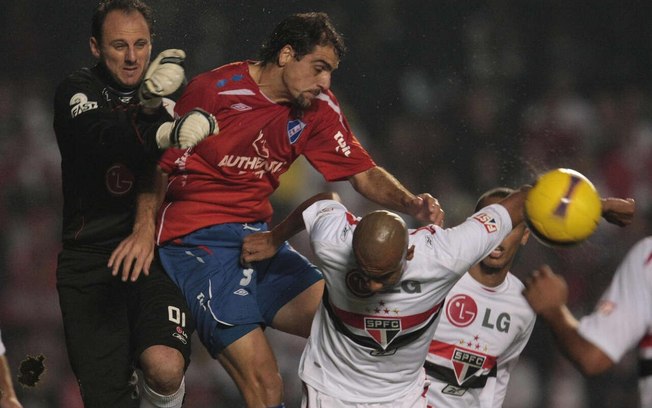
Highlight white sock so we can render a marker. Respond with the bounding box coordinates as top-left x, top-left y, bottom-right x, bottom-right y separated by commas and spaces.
140, 377, 186, 408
